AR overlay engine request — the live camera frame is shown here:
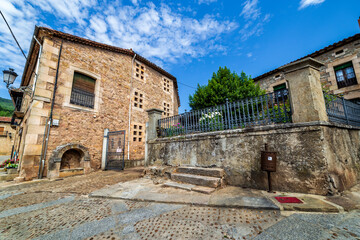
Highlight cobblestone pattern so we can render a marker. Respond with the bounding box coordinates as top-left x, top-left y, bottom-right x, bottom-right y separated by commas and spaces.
0, 169, 143, 195
0, 197, 113, 239
0, 192, 68, 212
